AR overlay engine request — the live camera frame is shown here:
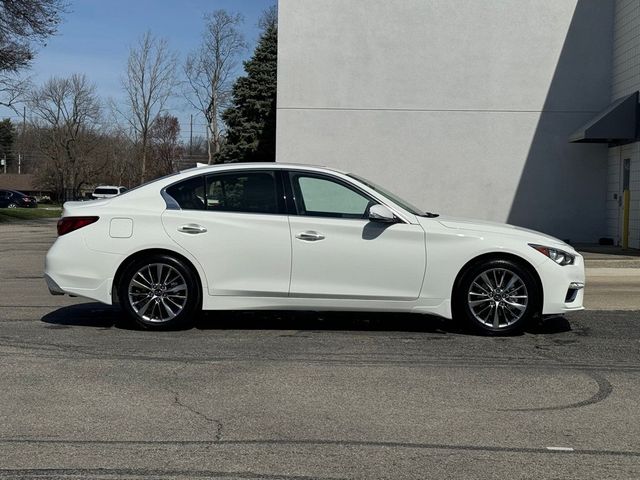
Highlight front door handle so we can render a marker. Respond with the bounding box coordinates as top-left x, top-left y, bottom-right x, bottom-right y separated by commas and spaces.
178, 224, 207, 234
296, 231, 325, 241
